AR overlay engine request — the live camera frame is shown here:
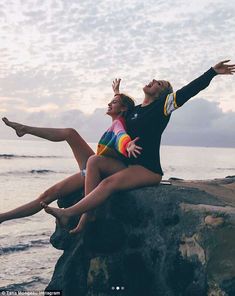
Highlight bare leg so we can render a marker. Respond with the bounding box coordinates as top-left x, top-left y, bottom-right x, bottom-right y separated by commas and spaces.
42, 165, 162, 225
0, 172, 85, 223
2, 117, 94, 169
70, 155, 127, 234
69, 156, 104, 234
